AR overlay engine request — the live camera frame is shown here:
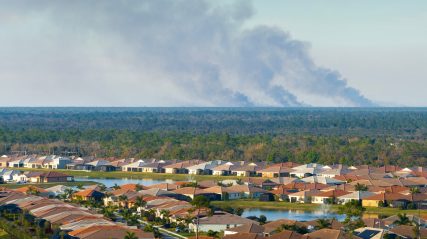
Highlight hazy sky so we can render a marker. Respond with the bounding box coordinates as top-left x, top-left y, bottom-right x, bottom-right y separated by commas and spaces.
1, 0, 426, 107
250, 0, 427, 106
